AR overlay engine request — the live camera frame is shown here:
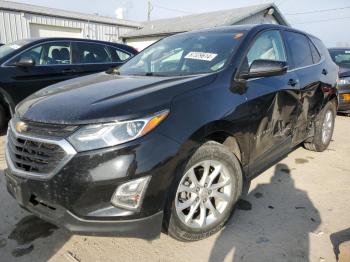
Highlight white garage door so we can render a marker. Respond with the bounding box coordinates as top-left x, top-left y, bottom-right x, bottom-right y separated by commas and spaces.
30, 24, 82, 38
126, 36, 162, 51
